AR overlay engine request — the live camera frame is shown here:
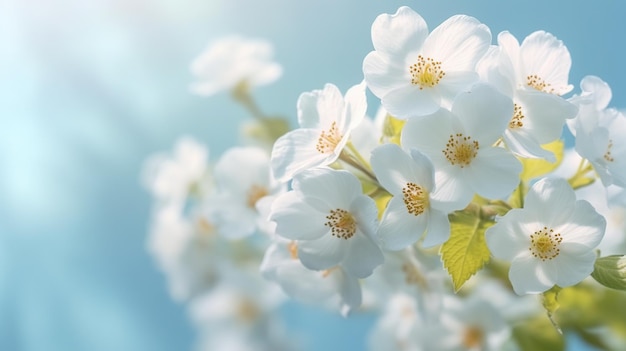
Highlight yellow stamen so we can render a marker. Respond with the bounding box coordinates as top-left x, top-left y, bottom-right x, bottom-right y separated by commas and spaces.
529, 226, 562, 260
402, 182, 429, 216
527, 74, 555, 94
509, 103, 525, 129
410, 55, 445, 89
325, 209, 357, 239
316, 121, 343, 154
443, 133, 479, 167
246, 184, 268, 208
